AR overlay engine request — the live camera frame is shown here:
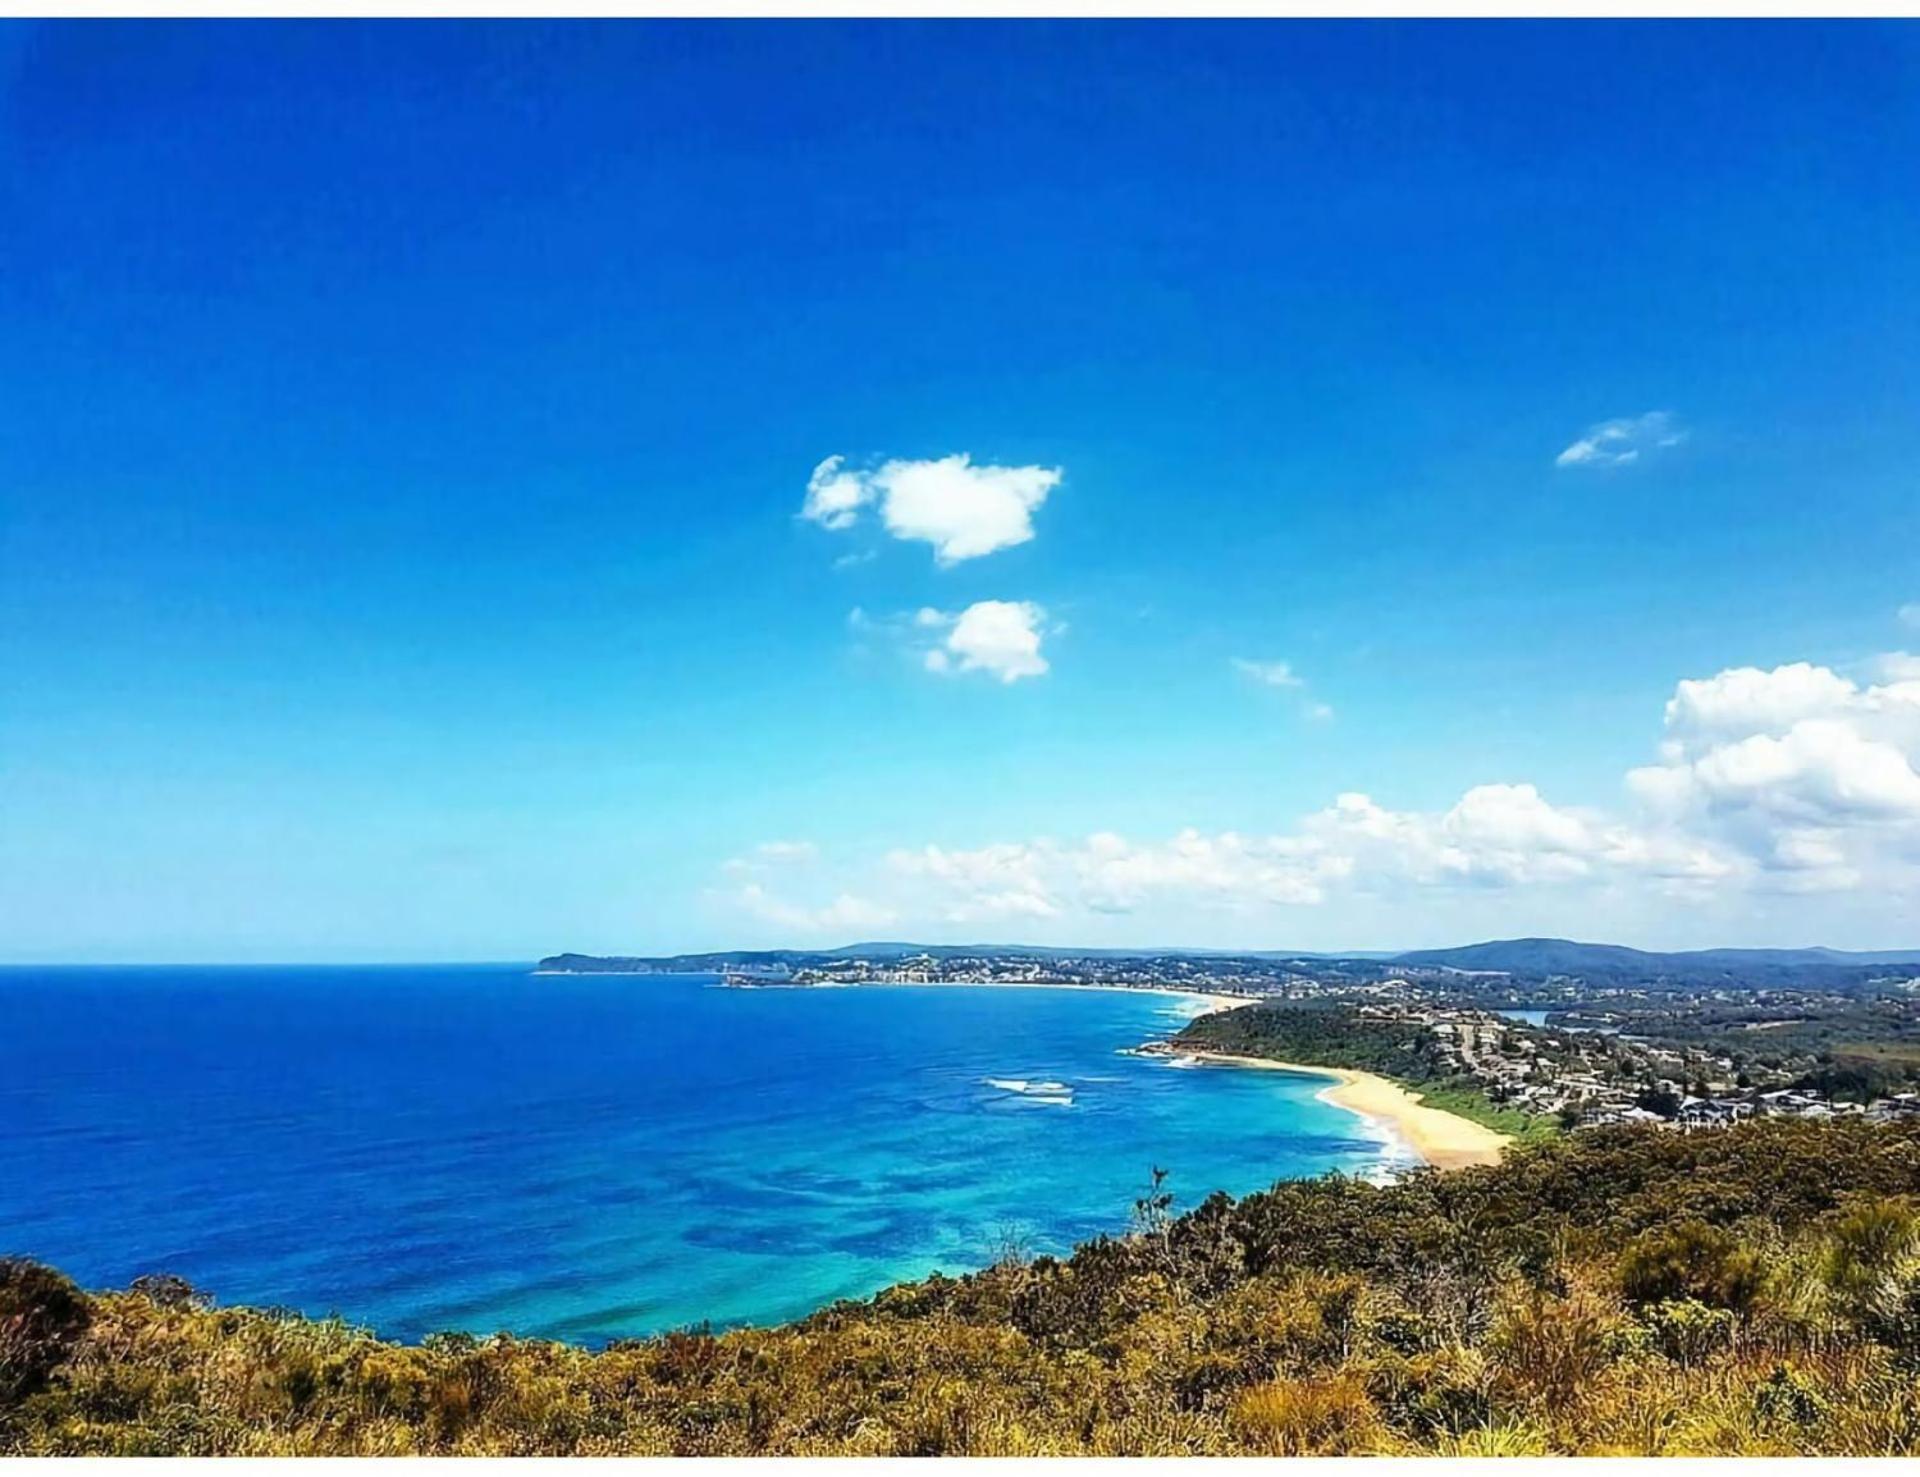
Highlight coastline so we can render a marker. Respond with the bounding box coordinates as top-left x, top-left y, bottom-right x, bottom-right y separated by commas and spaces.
1159, 1048, 1510, 1171
547, 969, 1262, 1015
828, 979, 1260, 1013
537, 968, 1490, 1171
